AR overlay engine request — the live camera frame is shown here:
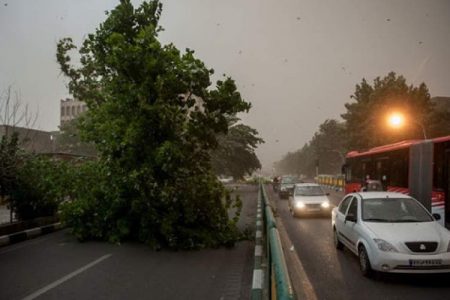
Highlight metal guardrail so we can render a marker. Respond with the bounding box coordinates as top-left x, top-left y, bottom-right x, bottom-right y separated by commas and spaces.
252, 182, 294, 300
